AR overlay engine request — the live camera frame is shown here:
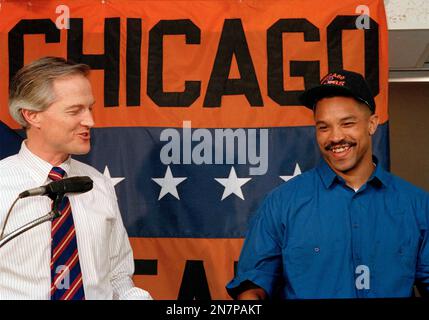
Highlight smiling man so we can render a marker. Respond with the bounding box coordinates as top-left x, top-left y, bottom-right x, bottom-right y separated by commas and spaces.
226, 70, 429, 299
0, 57, 152, 300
